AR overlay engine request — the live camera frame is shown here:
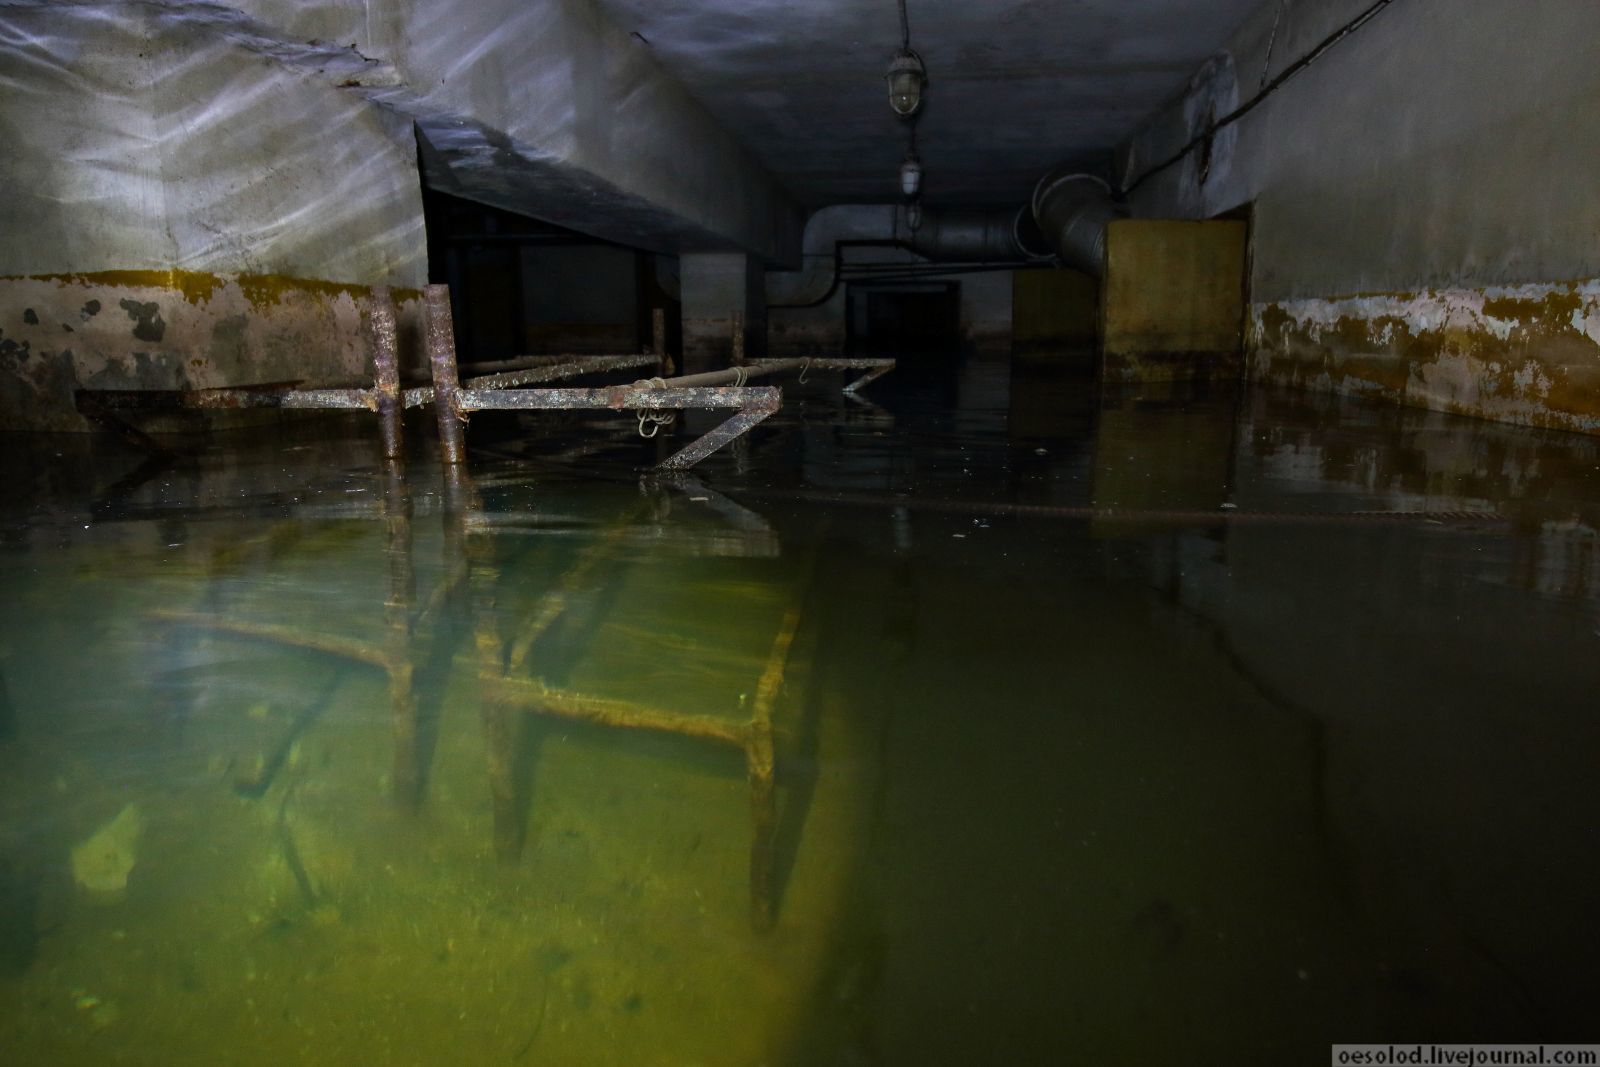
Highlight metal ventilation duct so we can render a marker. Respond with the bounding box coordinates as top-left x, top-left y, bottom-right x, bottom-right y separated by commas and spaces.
902, 207, 1055, 264
1031, 172, 1124, 277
